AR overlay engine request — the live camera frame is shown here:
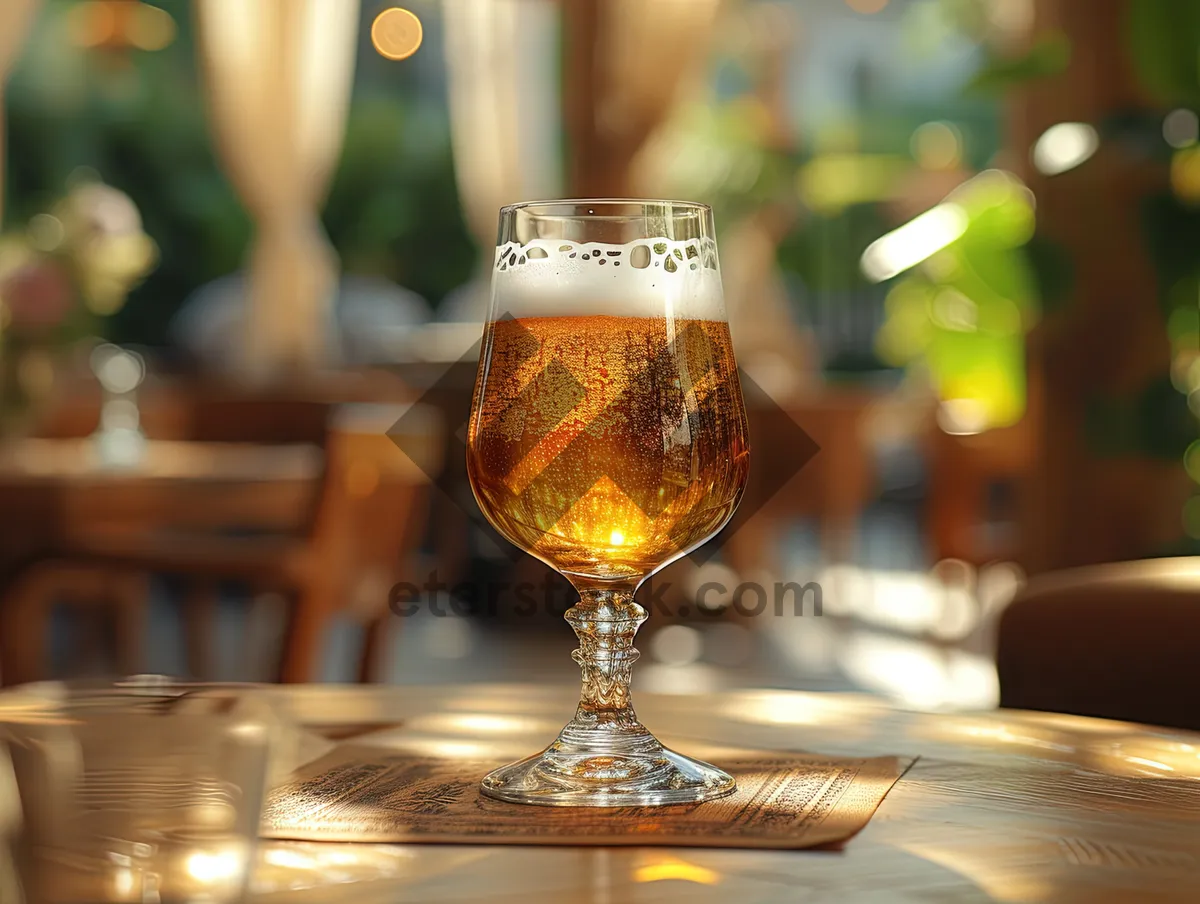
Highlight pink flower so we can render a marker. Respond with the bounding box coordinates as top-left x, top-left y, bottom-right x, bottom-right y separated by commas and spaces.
1, 260, 74, 332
